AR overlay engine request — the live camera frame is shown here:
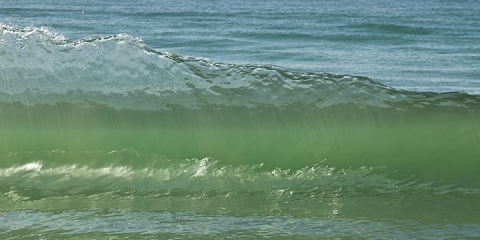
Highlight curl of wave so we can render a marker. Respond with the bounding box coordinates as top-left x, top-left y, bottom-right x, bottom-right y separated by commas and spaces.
1, 24, 478, 111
